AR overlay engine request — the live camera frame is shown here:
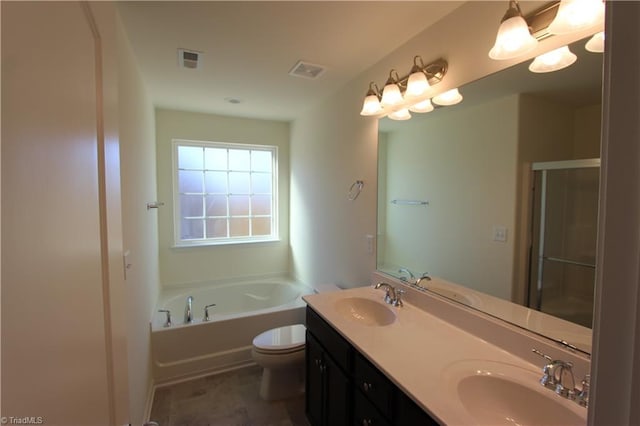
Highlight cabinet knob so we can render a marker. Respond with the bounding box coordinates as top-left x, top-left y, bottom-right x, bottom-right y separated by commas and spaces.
362, 419, 372, 426
363, 382, 373, 392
